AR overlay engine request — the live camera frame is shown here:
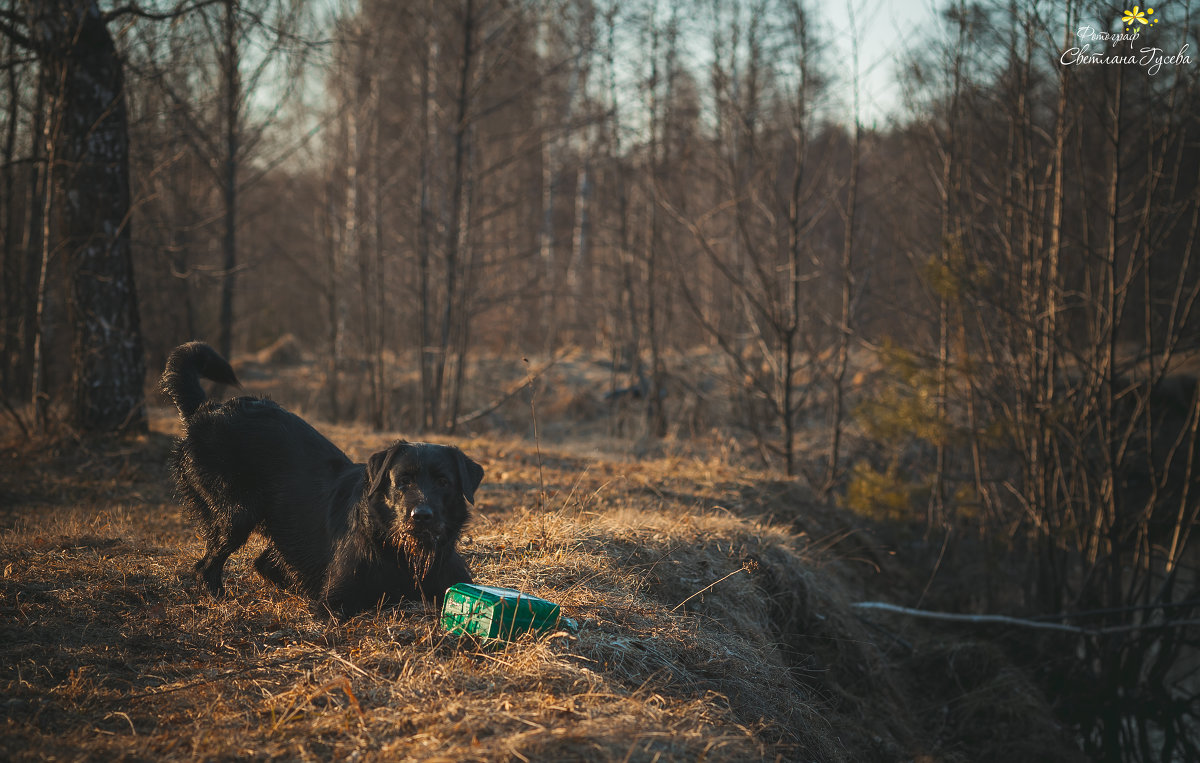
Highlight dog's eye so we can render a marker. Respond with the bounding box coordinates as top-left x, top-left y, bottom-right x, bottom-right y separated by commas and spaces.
436, 476, 451, 488
396, 474, 415, 488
